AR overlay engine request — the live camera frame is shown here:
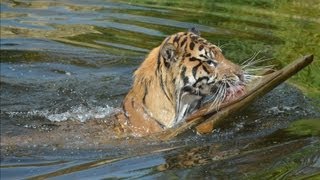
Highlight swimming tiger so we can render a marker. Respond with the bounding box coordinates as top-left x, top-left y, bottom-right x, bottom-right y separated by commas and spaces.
115, 28, 245, 136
